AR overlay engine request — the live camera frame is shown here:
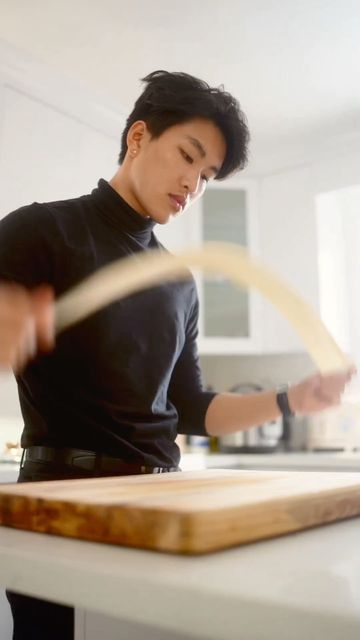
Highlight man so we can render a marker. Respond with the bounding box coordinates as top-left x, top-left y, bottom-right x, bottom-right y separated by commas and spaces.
0, 70, 353, 639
